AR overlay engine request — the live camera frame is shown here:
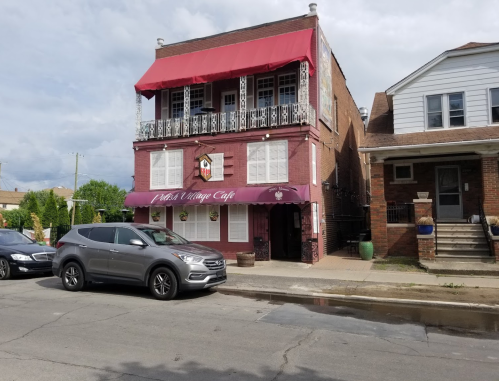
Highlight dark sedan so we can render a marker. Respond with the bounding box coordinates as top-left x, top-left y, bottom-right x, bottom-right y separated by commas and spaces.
0, 229, 56, 280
